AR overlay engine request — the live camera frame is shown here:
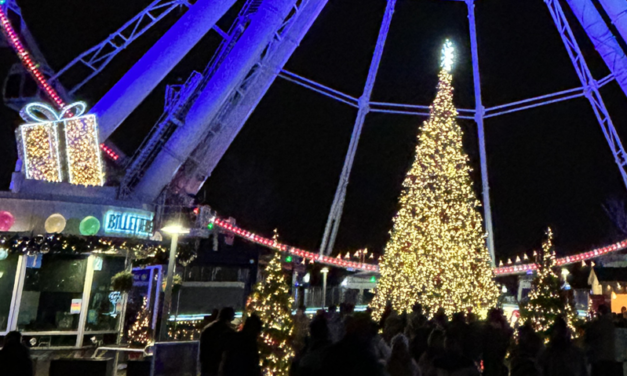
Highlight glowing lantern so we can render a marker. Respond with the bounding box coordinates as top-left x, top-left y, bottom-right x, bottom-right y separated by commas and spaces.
44, 213, 66, 233
0, 211, 15, 231
80, 216, 100, 236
